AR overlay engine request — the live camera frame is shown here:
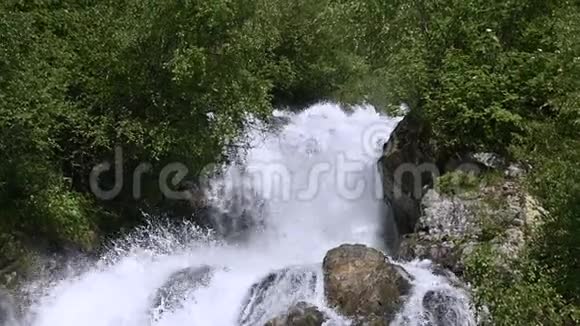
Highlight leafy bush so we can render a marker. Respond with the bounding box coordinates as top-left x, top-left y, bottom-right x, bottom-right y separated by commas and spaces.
0, 1, 579, 320
0, 0, 374, 259
436, 170, 480, 196
465, 245, 578, 325
521, 123, 580, 305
